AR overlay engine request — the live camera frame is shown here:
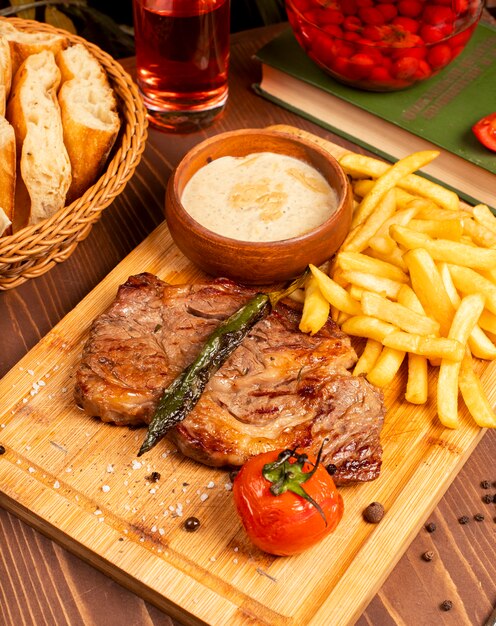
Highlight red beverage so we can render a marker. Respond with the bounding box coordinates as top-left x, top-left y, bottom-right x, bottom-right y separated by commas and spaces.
133, 0, 230, 130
